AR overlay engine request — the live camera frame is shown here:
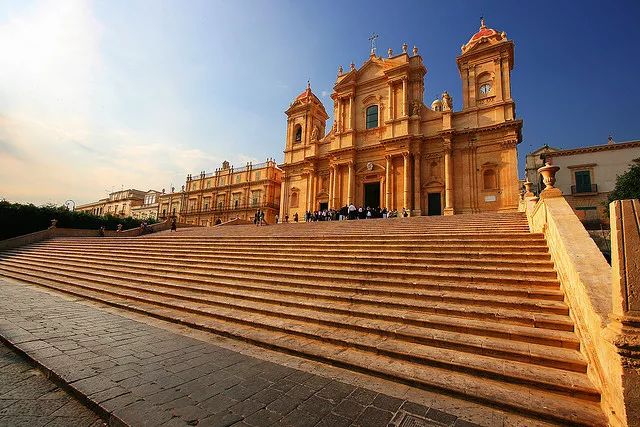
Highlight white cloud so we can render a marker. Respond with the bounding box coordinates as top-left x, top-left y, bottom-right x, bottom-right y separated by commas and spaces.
0, 1, 234, 206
